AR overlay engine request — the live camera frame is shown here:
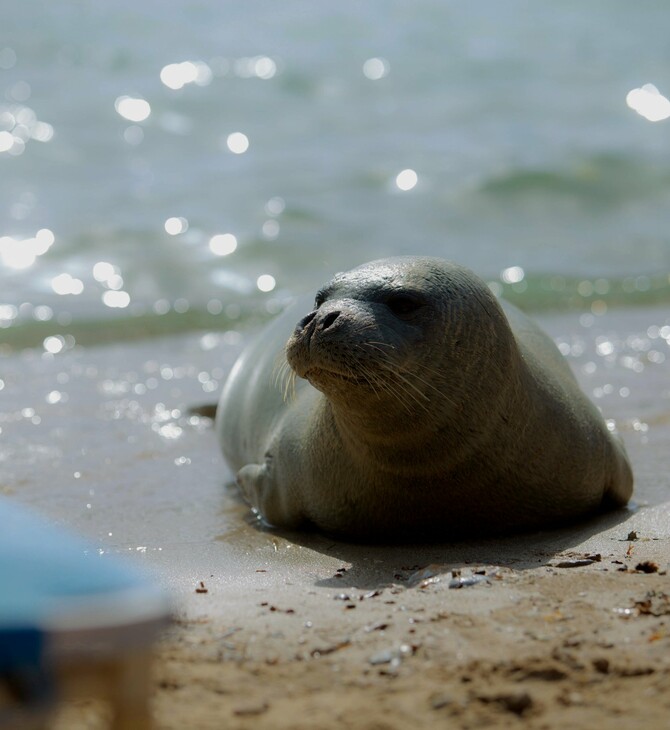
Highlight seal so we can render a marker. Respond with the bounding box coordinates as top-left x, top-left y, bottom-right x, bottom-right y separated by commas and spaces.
216, 257, 633, 540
